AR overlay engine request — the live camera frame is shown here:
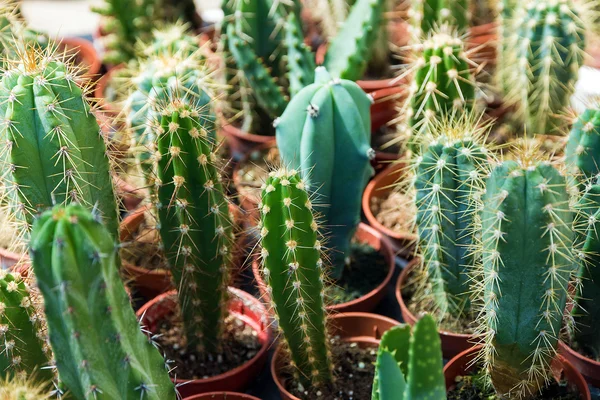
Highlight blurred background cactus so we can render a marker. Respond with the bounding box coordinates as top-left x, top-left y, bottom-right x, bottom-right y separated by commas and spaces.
408, 0, 469, 37
276, 67, 373, 280
0, 374, 55, 400
566, 105, 600, 184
